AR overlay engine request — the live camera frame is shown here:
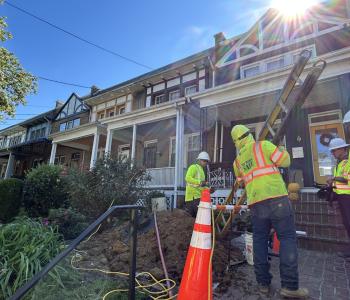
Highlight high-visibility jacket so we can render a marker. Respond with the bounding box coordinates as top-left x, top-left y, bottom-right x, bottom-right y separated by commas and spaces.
233, 140, 290, 206
185, 163, 205, 202
333, 160, 350, 195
